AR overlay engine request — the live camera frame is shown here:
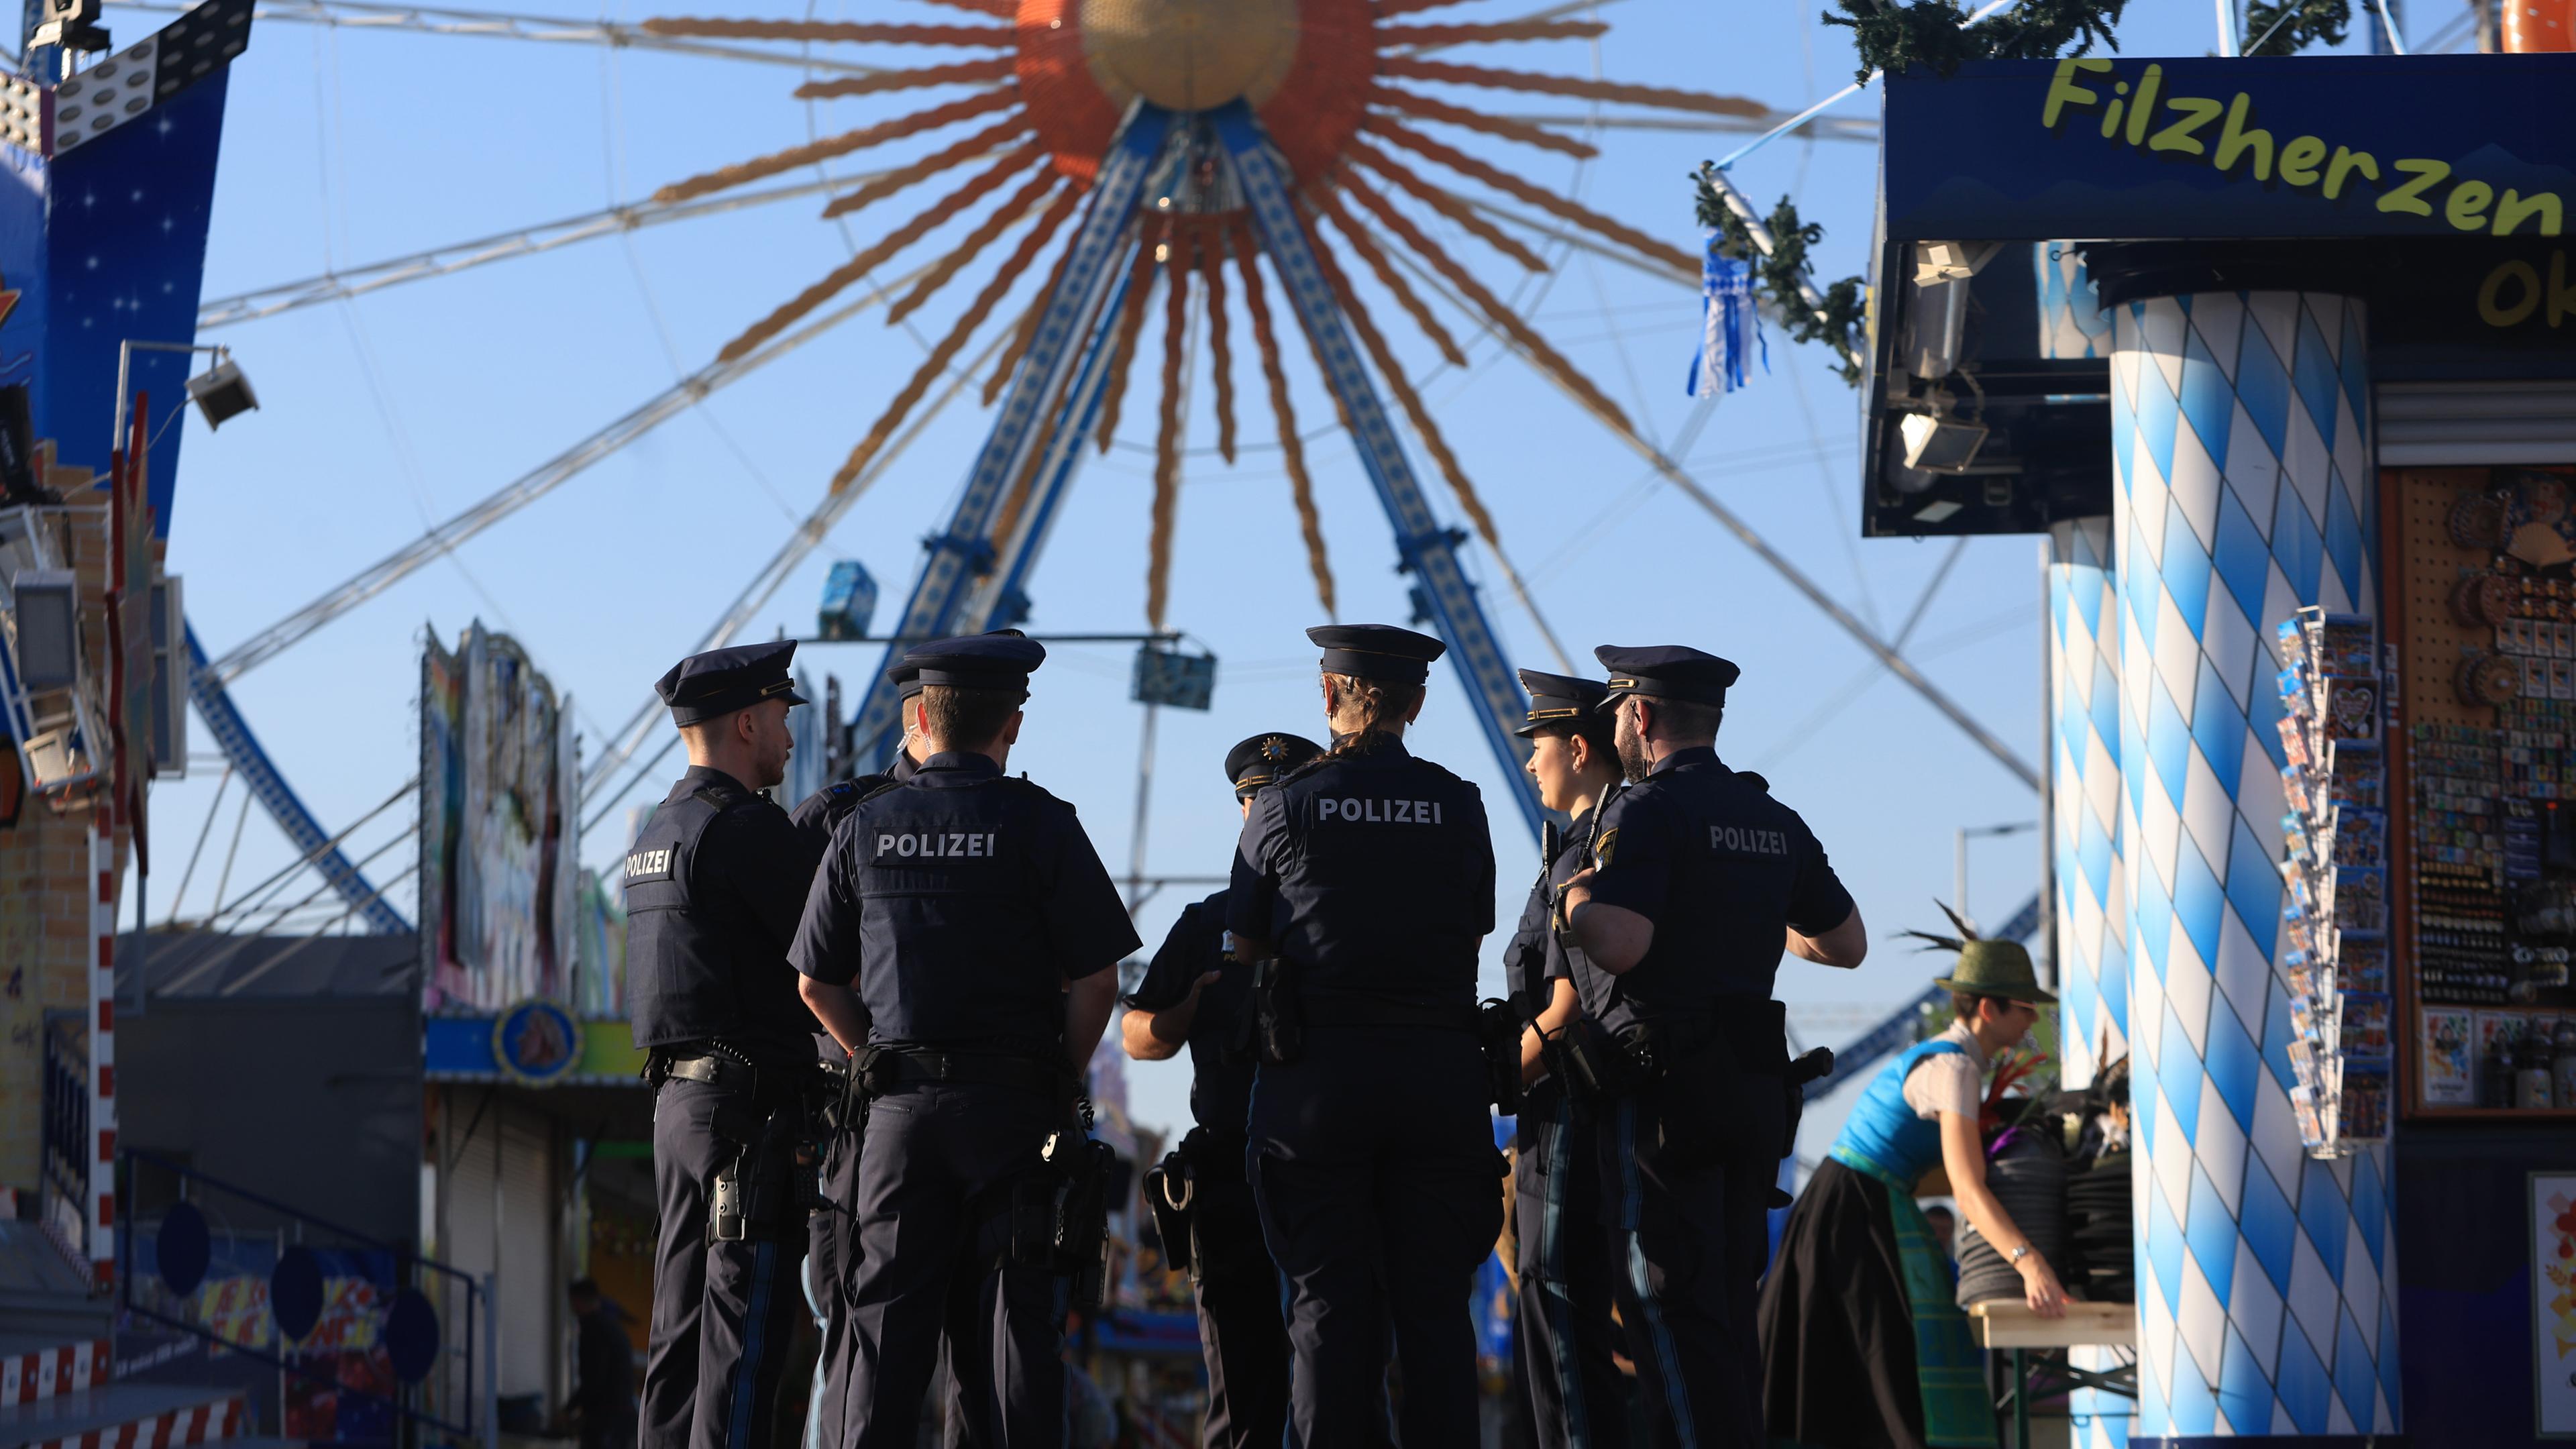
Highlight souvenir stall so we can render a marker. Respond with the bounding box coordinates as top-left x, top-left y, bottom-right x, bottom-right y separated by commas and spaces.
1860, 51, 2576, 1446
